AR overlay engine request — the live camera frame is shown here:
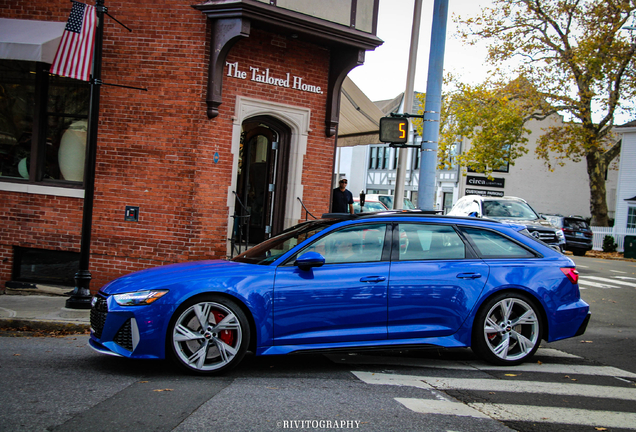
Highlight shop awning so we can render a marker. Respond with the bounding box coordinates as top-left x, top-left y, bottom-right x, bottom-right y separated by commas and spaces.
337, 77, 386, 147
0, 18, 66, 63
